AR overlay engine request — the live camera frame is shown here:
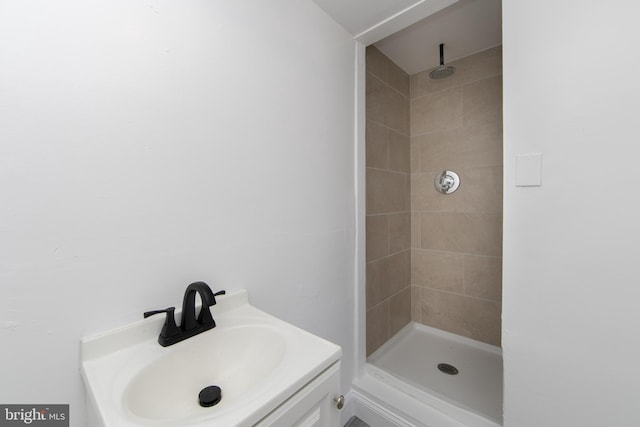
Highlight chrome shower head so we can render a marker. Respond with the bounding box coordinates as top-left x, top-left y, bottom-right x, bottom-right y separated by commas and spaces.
429, 43, 455, 80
